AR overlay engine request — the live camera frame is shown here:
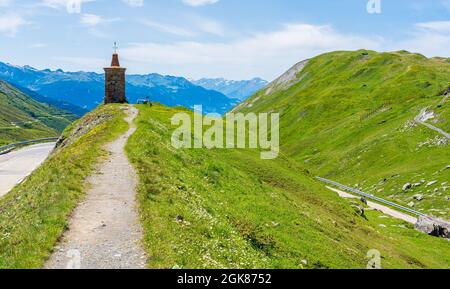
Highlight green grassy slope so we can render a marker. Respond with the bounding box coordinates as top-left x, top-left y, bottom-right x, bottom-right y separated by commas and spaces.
126, 104, 450, 269
1, 103, 448, 268
0, 80, 77, 146
236, 50, 450, 217
0, 105, 127, 268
